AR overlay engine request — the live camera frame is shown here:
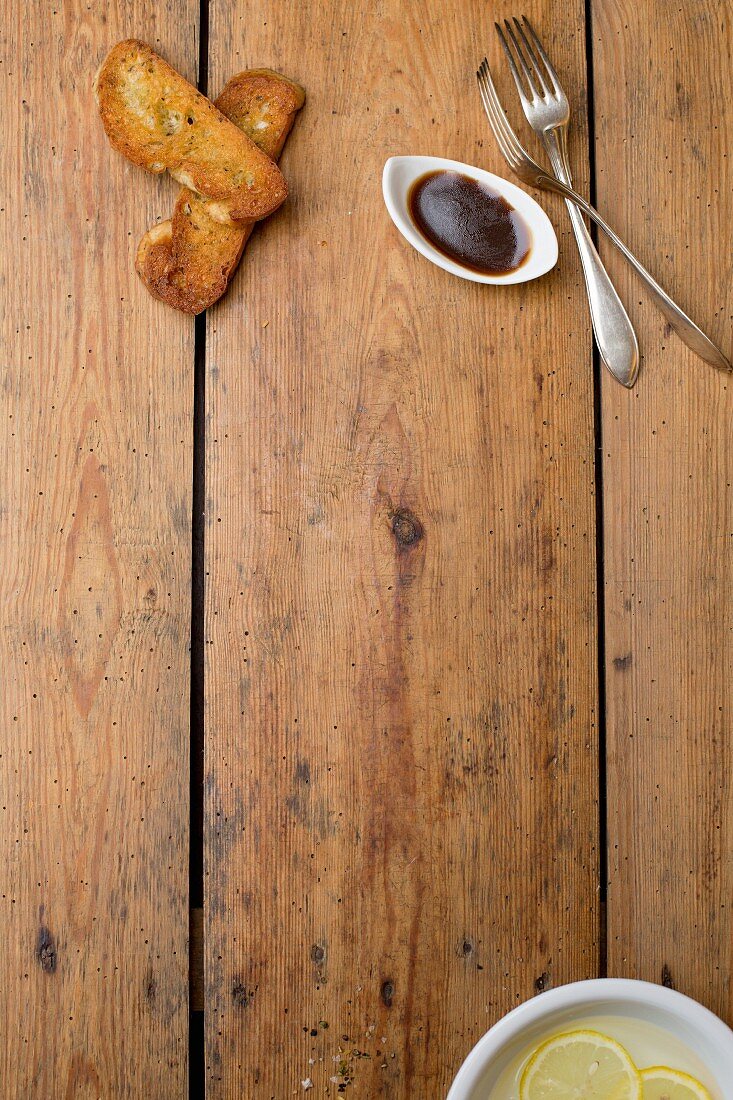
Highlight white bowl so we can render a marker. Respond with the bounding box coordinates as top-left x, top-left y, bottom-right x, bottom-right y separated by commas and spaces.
447, 979, 733, 1100
382, 155, 558, 285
